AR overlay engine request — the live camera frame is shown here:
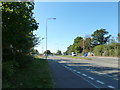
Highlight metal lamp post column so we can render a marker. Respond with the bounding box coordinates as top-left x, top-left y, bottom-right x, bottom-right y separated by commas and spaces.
46, 18, 56, 60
